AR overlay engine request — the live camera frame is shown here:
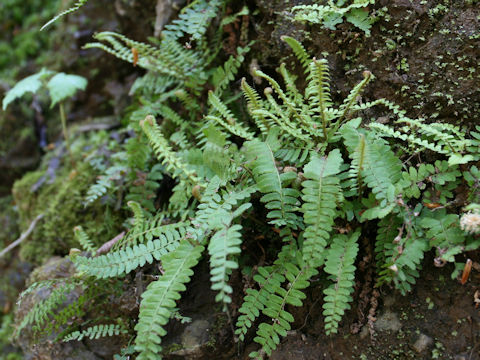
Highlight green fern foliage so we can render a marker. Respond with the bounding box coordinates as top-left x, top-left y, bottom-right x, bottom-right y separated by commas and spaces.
41, 0, 88, 30
162, 0, 221, 41
15, 281, 79, 337
208, 222, 244, 305
341, 123, 402, 220
301, 149, 343, 267
322, 231, 360, 335
291, 1, 374, 35
245, 137, 302, 229
248, 246, 317, 358
63, 324, 127, 342
73, 226, 96, 255
134, 241, 204, 360
141, 115, 199, 184
74, 222, 187, 278
84, 31, 205, 87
